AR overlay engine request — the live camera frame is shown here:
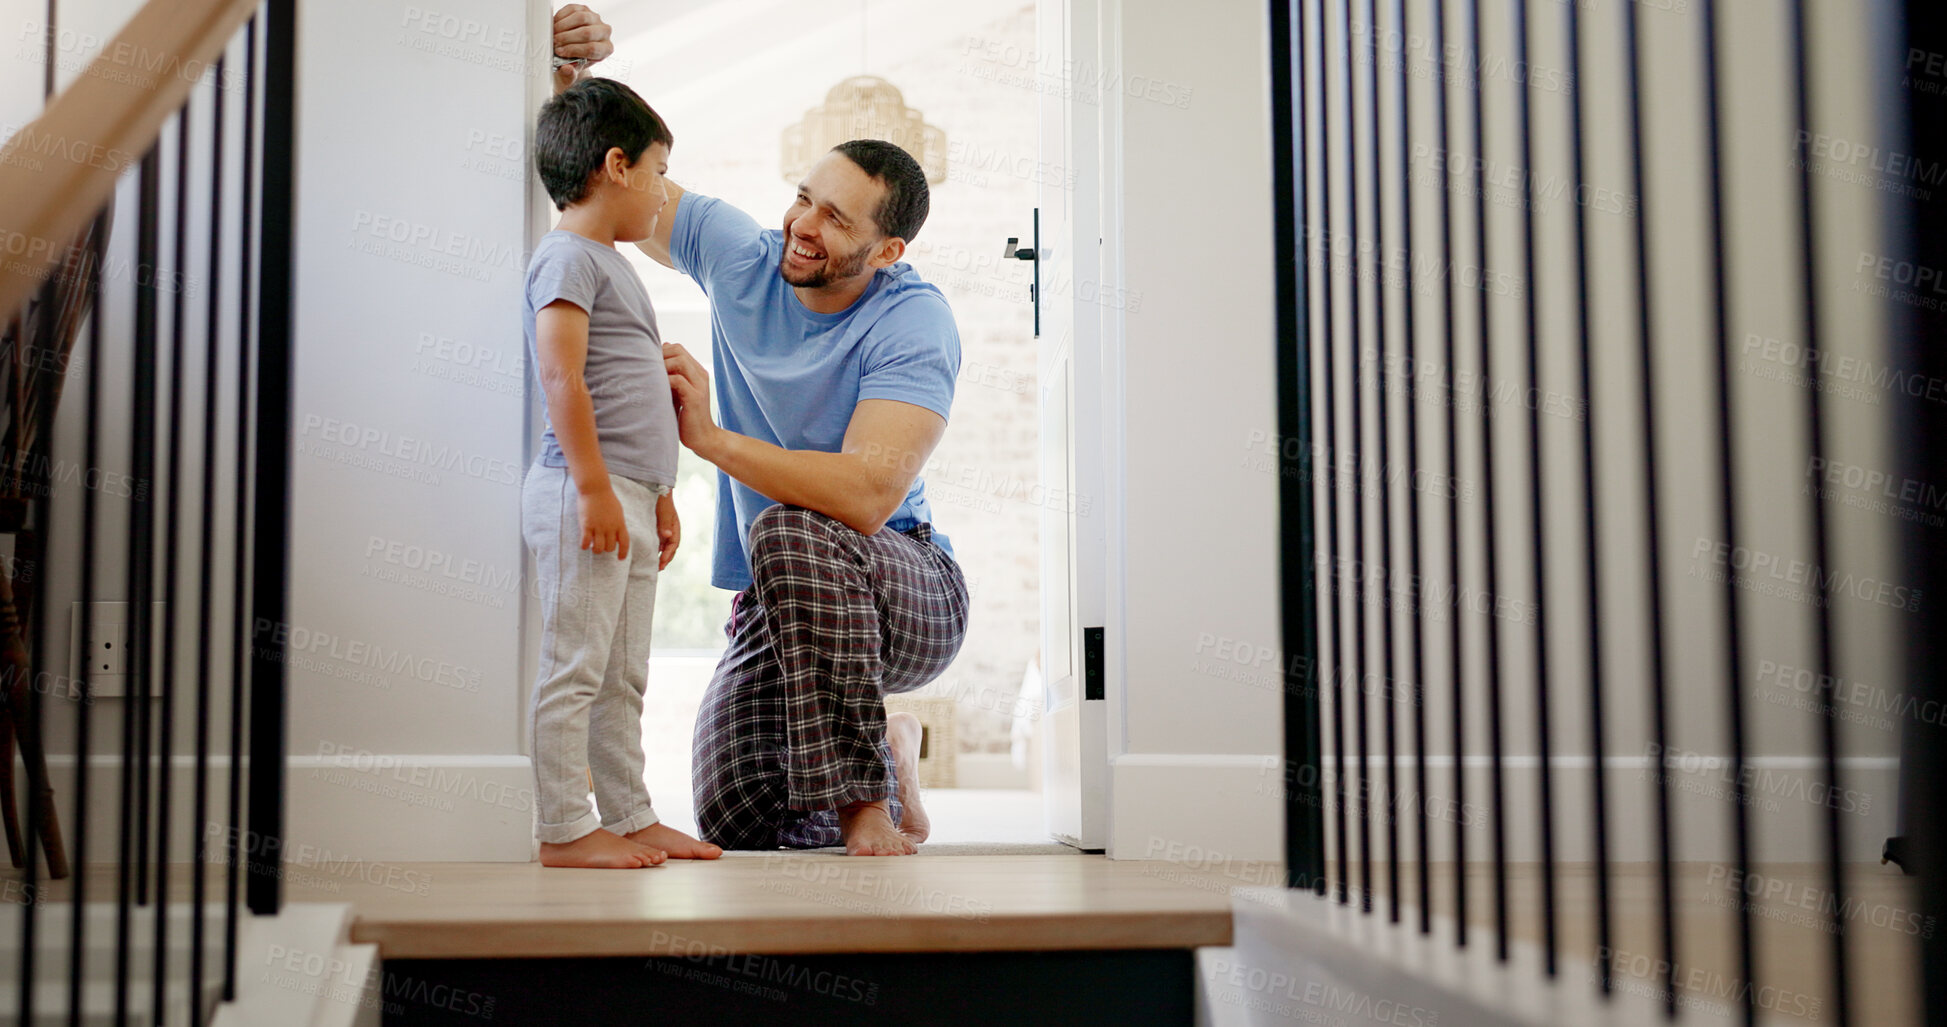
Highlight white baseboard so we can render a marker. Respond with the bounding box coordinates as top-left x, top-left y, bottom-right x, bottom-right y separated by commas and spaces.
44, 755, 237, 864
1109, 753, 1284, 861
287, 753, 534, 863
40, 754, 534, 866
1306, 757, 1901, 865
